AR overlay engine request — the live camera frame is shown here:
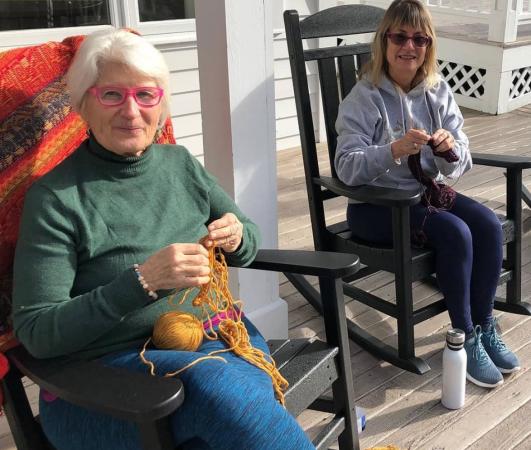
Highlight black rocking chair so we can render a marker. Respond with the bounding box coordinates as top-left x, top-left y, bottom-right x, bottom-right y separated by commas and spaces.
2, 250, 362, 450
283, 4, 531, 375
